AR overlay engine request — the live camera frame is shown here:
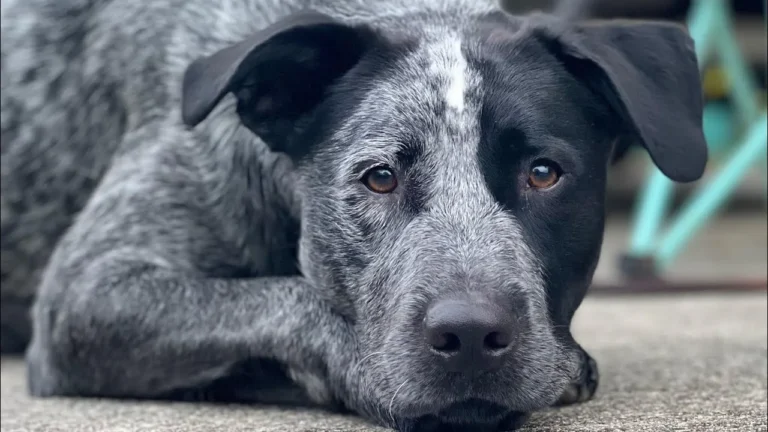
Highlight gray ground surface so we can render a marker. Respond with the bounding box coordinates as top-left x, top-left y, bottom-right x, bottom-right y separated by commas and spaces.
2, 292, 766, 432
